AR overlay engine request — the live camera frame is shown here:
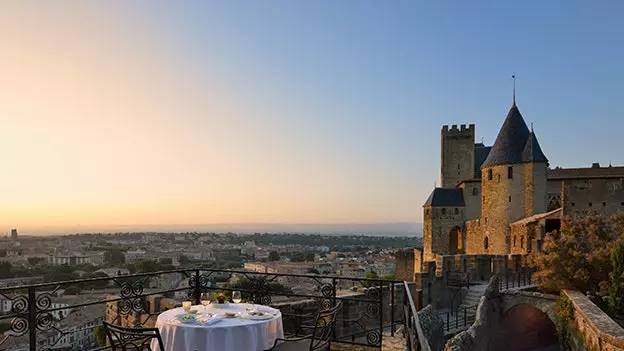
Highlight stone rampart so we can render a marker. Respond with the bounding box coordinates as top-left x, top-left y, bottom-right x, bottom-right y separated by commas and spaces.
564, 290, 624, 351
